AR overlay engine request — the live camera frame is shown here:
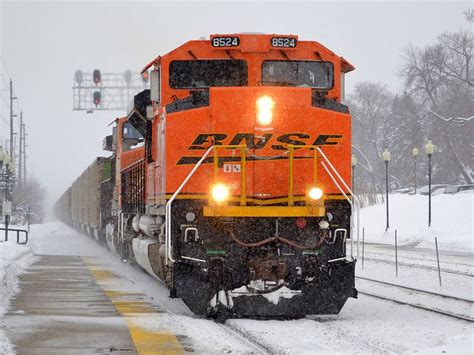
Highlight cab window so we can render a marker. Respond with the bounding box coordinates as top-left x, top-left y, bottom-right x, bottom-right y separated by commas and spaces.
169, 60, 248, 89
262, 60, 334, 89
122, 122, 143, 152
